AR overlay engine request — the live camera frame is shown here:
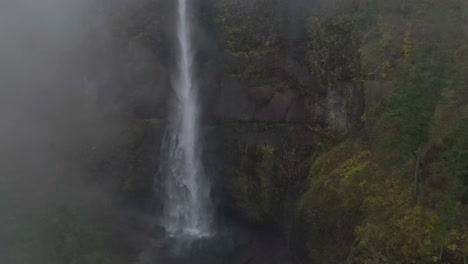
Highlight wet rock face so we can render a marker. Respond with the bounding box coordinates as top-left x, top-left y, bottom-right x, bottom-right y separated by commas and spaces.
112, 119, 166, 212
325, 81, 366, 132
247, 85, 277, 107
346, 81, 366, 132
199, 0, 365, 132
115, 0, 366, 134
213, 77, 255, 121
254, 89, 297, 122
210, 76, 365, 132
206, 123, 321, 231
